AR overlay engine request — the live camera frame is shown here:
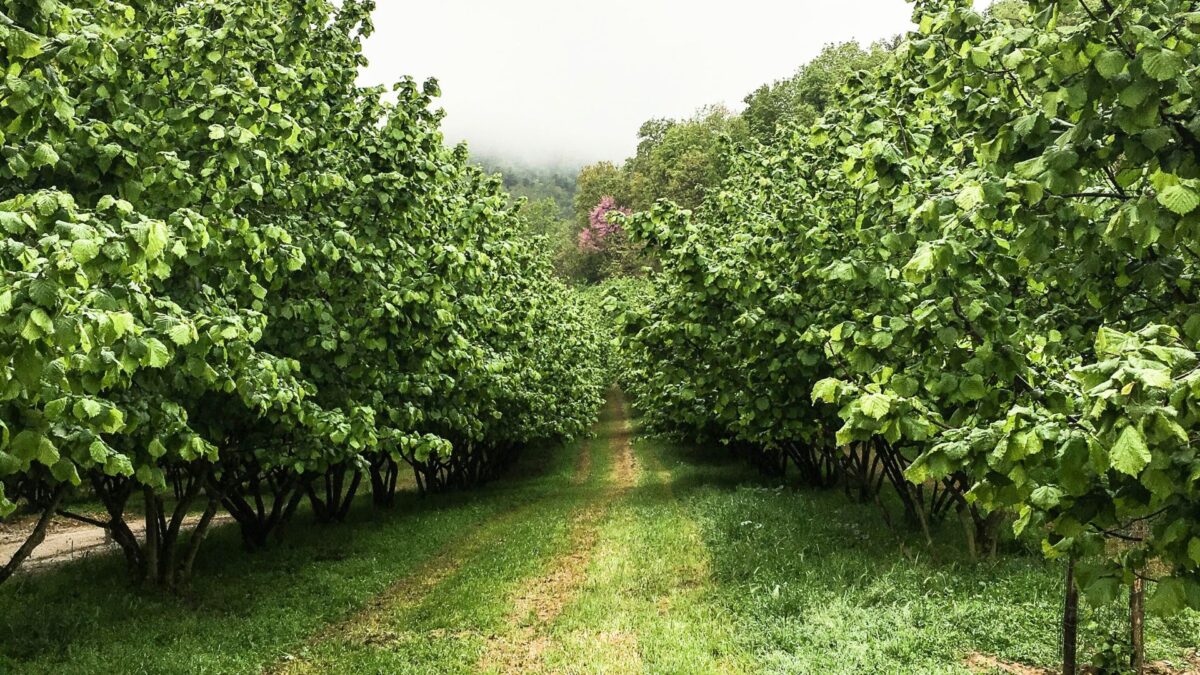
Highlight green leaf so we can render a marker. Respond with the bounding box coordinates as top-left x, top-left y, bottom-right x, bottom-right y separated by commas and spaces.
50, 459, 80, 485
0, 212, 21, 234
135, 464, 161, 487
0, 451, 20, 477
28, 279, 59, 307
167, 322, 194, 346
905, 457, 929, 485
9, 431, 40, 461
43, 397, 68, 420
1110, 425, 1151, 476
1095, 327, 1135, 356
891, 375, 919, 397
208, 125, 226, 140
31, 143, 59, 168
902, 244, 937, 283
1094, 49, 1127, 79
74, 398, 103, 420
860, 394, 890, 420
959, 375, 987, 401
1157, 184, 1200, 216
104, 454, 134, 477
30, 307, 54, 332
144, 221, 168, 258
1030, 485, 1063, 509
1189, 538, 1200, 567
9, 29, 45, 59
1013, 505, 1033, 536
145, 338, 170, 368
35, 436, 59, 467
88, 440, 109, 464
955, 184, 985, 211
1148, 578, 1188, 614
811, 378, 842, 404
70, 238, 101, 264
109, 312, 134, 337
1120, 79, 1154, 108
1142, 49, 1183, 82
